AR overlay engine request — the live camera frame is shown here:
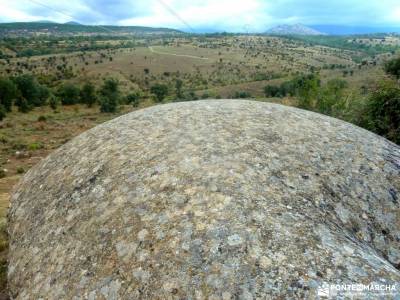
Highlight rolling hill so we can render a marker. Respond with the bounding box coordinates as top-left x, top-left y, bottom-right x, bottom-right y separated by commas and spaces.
0, 22, 183, 37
